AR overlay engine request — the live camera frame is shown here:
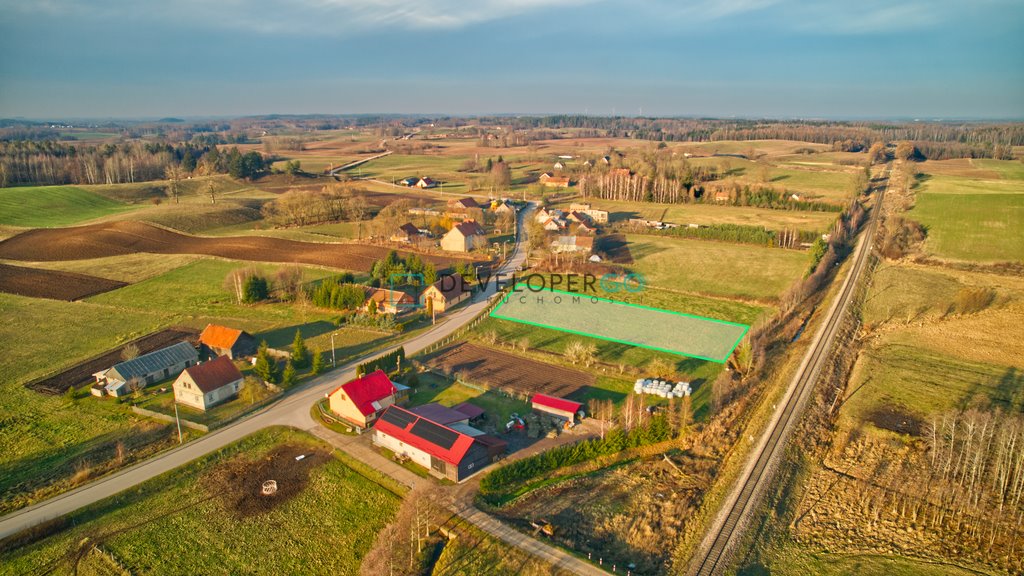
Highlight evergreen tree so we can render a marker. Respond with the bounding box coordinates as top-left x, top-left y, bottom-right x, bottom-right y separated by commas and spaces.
281, 360, 296, 387
253, 340, 280, 383
291, 329, 309, 368
311, 349, 325, 375
242, 275, 269, 303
